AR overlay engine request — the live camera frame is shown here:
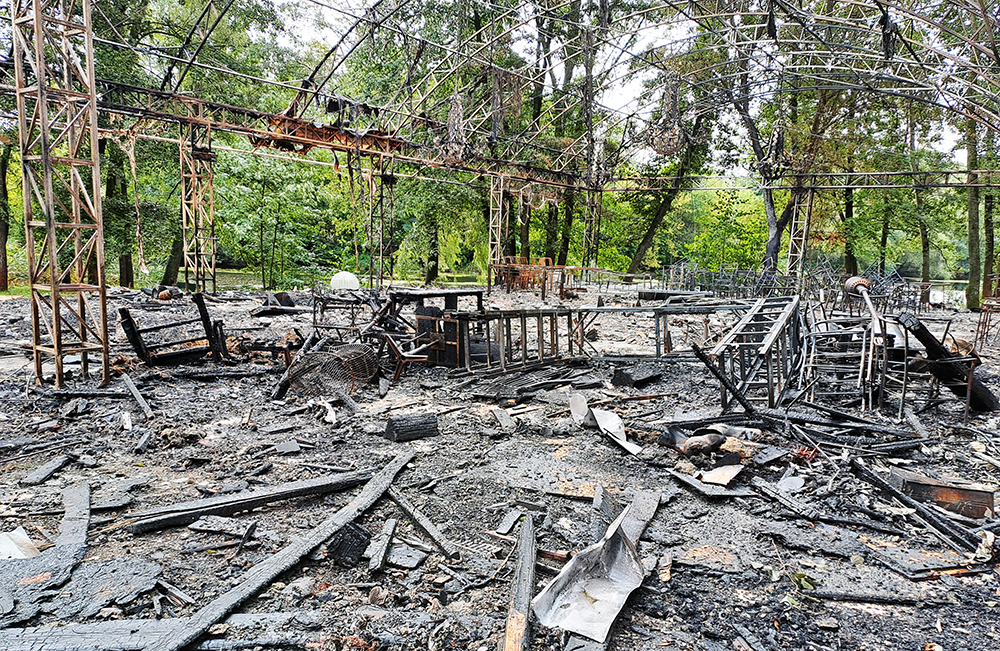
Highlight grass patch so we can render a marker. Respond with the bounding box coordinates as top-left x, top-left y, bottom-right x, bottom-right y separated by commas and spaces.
0, 285, 31, 298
